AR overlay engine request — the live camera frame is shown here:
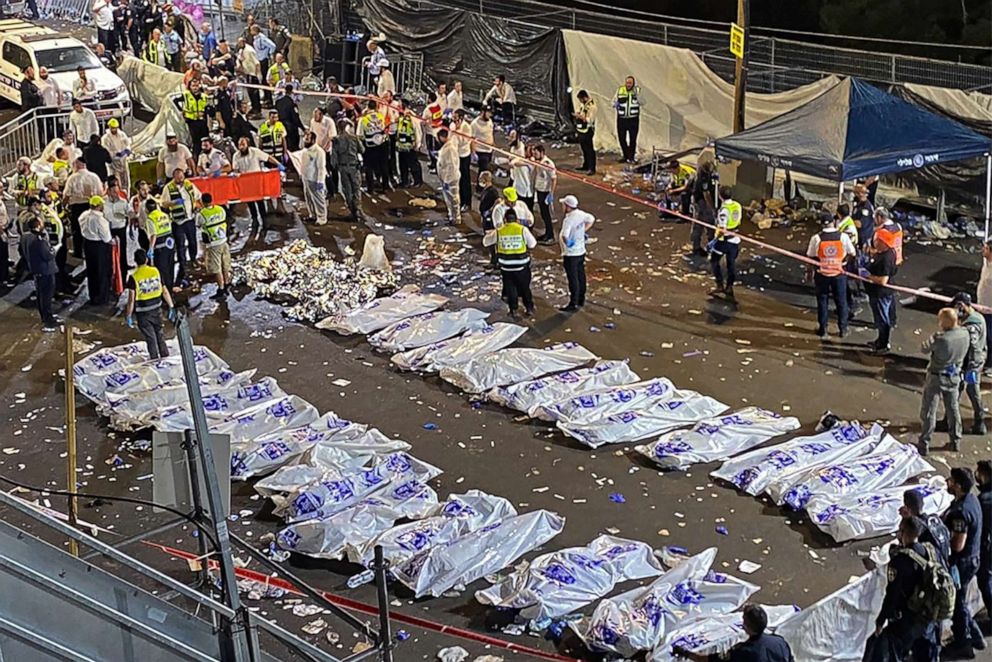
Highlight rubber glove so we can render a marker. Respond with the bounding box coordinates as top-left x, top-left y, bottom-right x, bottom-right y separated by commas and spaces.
965, 370, 979, 385
315, 182, 325, 193
705, 239, 717, 252
544, 193, 553, 205
147, 248, 154, 261
858, 267, 870, 278
277, 163, 286, 172
167, 307, 178, 323
126, 315, 135, 328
